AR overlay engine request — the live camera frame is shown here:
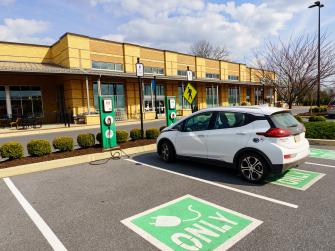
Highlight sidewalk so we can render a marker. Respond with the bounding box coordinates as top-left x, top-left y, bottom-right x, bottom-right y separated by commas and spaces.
0, 118, 165, 138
